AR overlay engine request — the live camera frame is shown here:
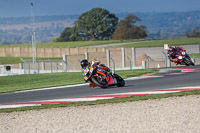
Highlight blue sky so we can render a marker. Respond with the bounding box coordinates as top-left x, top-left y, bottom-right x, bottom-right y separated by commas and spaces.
0, 0, 200, 18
